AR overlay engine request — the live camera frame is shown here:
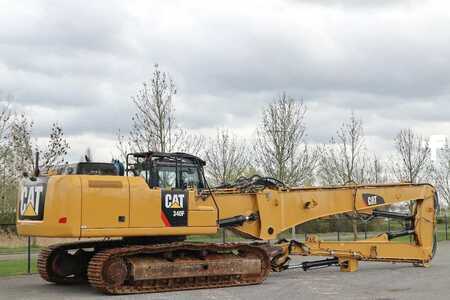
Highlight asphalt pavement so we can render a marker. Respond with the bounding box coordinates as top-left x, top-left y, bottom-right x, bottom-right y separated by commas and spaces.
1, 242, 449, 300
